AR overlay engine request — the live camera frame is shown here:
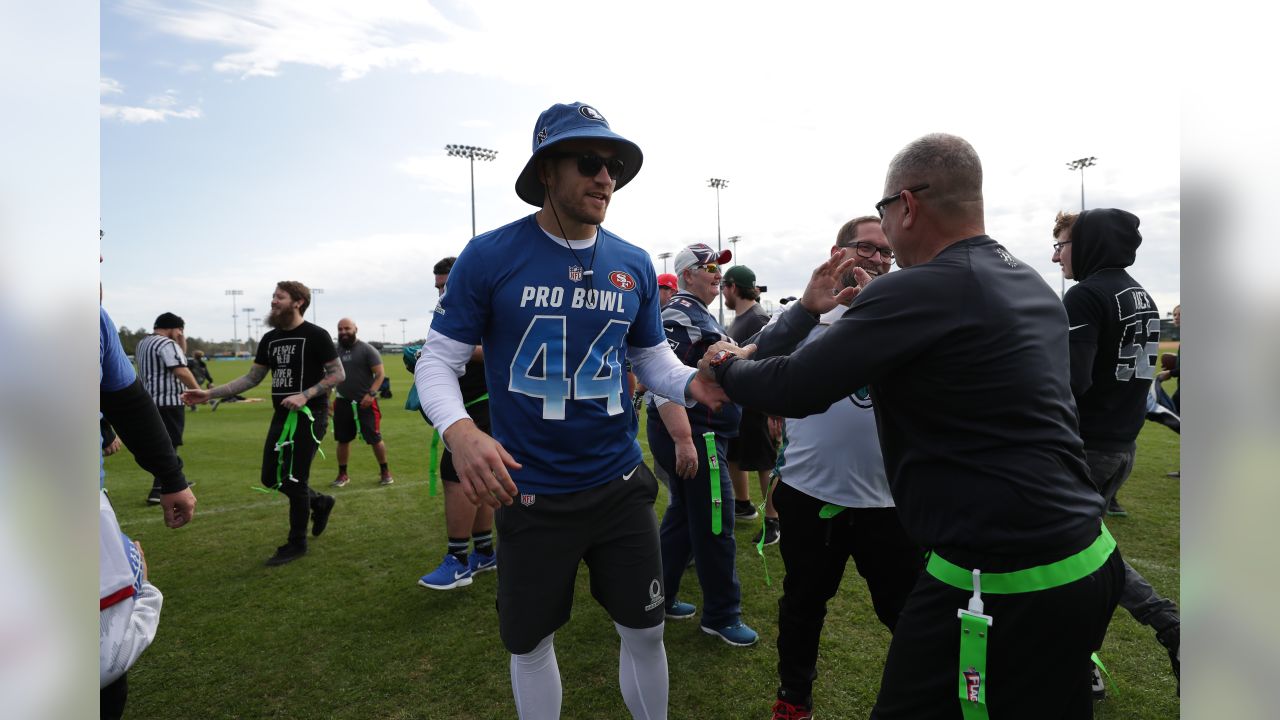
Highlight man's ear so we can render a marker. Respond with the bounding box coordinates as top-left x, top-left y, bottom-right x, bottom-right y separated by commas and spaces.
901, 190, 919, 230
